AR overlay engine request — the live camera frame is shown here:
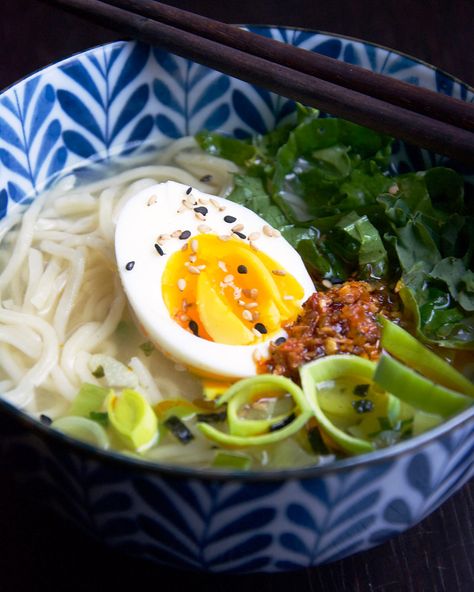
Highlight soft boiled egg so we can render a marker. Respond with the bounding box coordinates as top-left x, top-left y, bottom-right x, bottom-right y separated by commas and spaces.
115, 181, 315, 379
